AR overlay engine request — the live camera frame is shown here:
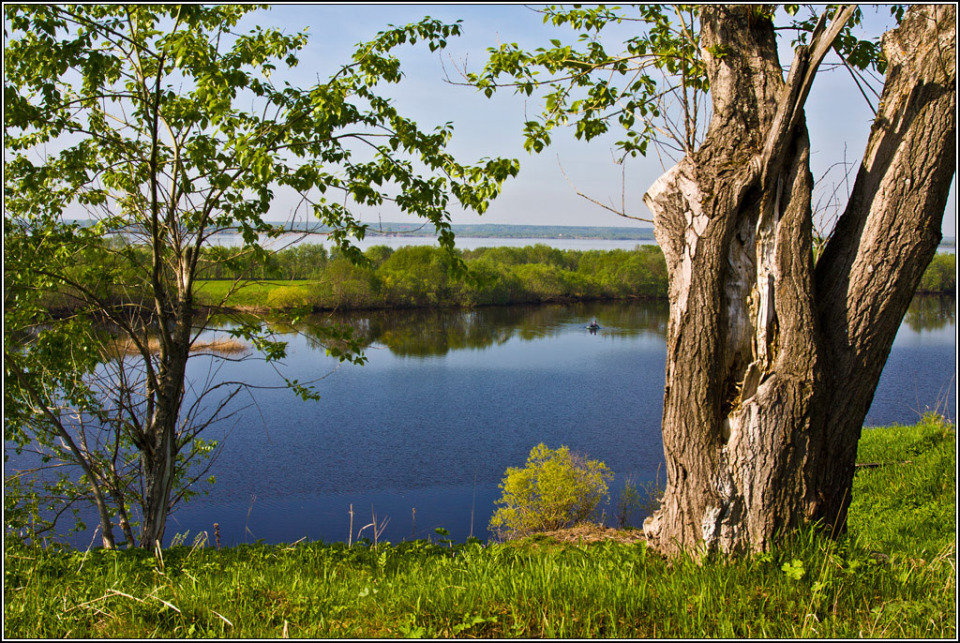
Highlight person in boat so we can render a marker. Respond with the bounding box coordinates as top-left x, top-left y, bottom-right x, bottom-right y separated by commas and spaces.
588, 319, 600, 333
